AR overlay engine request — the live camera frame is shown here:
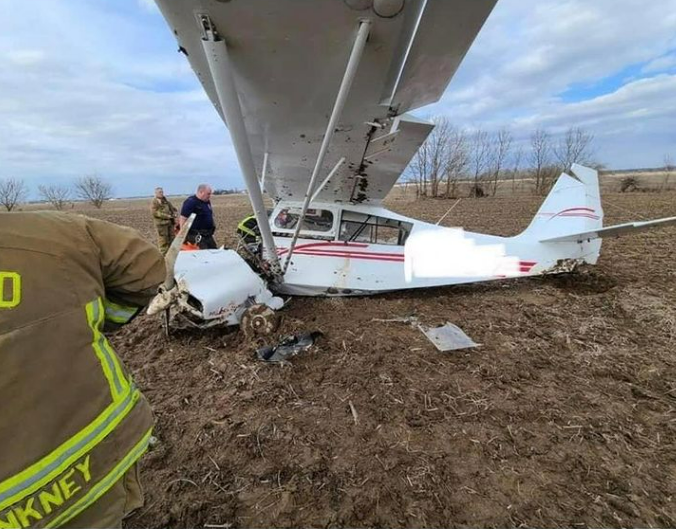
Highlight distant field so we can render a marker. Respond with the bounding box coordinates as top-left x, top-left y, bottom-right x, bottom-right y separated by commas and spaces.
391, 170, 674, 199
